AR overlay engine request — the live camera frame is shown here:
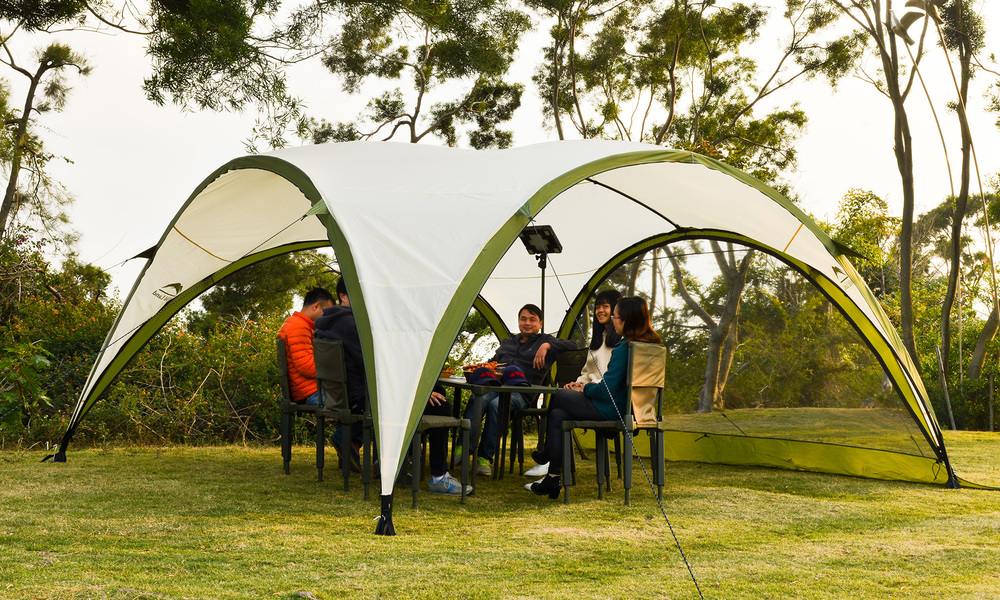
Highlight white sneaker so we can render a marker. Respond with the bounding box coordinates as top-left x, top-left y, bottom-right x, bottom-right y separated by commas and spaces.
524, 462, 549, 477
429, 473, 473, 496
524, 477, 546, 491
